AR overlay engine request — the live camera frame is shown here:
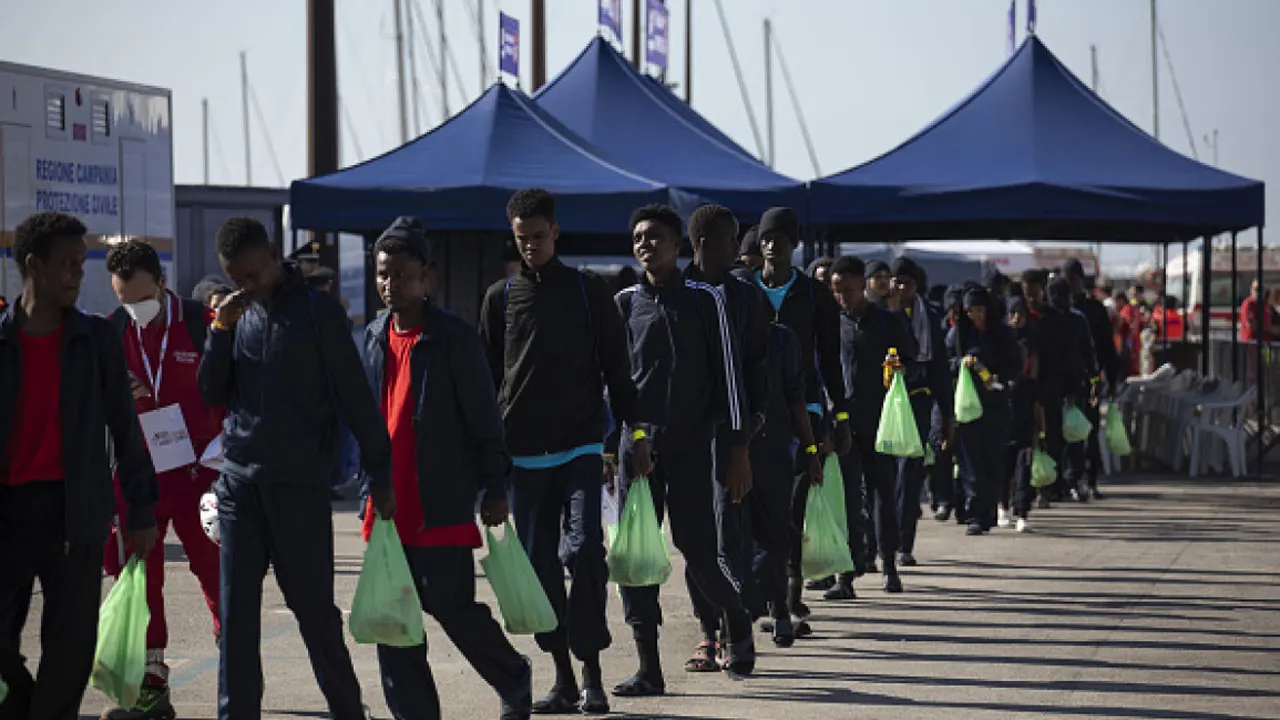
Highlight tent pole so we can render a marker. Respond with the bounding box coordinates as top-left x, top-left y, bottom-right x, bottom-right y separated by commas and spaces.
1201, 236, 1211, 374
1181, 239, 1188, 356
631, 0, 642, 68
764, 18, 773, 168
392, 0, 408, 145
1150, 0, 1159, 140
1257, 227, 1267, 474
1161, 242, 1169, 362
533, 0, 546, 90
1231, 231, 1239, 381
684, 0, 693, 103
